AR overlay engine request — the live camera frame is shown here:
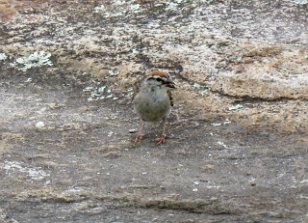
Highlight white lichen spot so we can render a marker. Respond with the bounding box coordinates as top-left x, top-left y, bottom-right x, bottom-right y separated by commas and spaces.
28, 169, 49, 181
111, 39, 123, 48
206, 185, 221, 189
192, 83, 210, 96
108, 67, 120, 76
192, 83, 202, 89
94, 5, 112, 17
235, 56, 242, 62
199, 0, 215, 3
217, 141, 228, 149
132, 49, 139, 55
98, 86, 106, 93
287, 0, 308, 4
84, 83, 116, 102
166, 2, 179, 11
106, 94, 113, 99
90, 91, 101, 98
1, 160, 50, 181
25, 77, 32, 83
223, 118, 231, 125
0, 53, 8, 61
211, 122, 222, 127
10, 51, 53, 72
95, 2, 140, 19
200, 89, 209, 96
83, 86, 94, 92
113, 9, 126, 17
192, 188, 198, 192
127, 92, 134, 97
64, 188, 84, 194
193, 181, 200, 185
94, 5, 106, 14
299, 179, 308, 185
130, 4, 141, 13
113, 0, 125, 5
229, 104, 244, 111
